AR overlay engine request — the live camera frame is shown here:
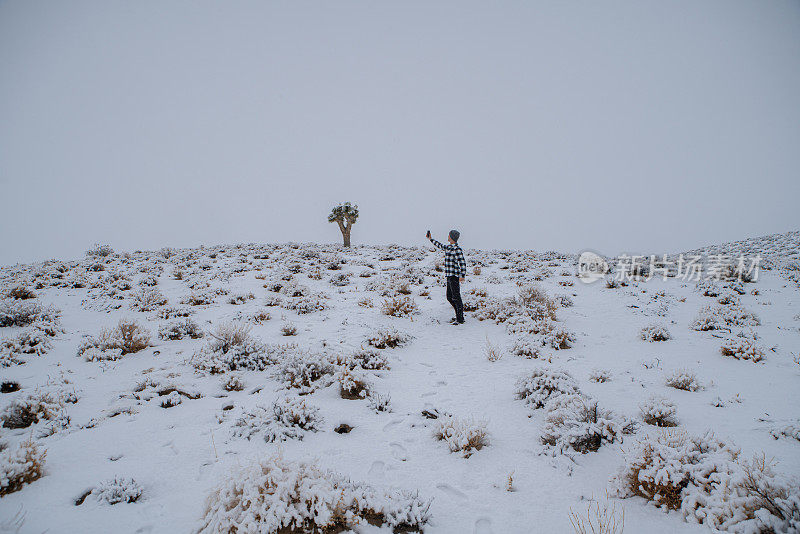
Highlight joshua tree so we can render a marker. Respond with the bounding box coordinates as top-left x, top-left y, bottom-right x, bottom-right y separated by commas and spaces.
328, 202, 359, 247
